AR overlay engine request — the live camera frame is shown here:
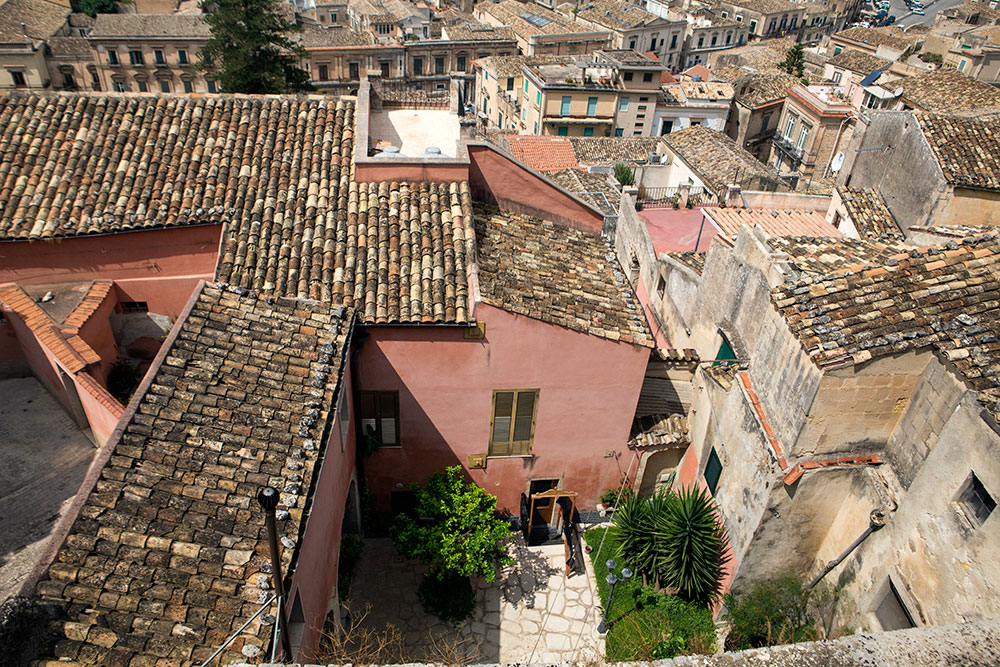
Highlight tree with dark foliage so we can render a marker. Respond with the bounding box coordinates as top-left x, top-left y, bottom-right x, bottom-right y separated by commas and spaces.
199, 0, 313, 94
